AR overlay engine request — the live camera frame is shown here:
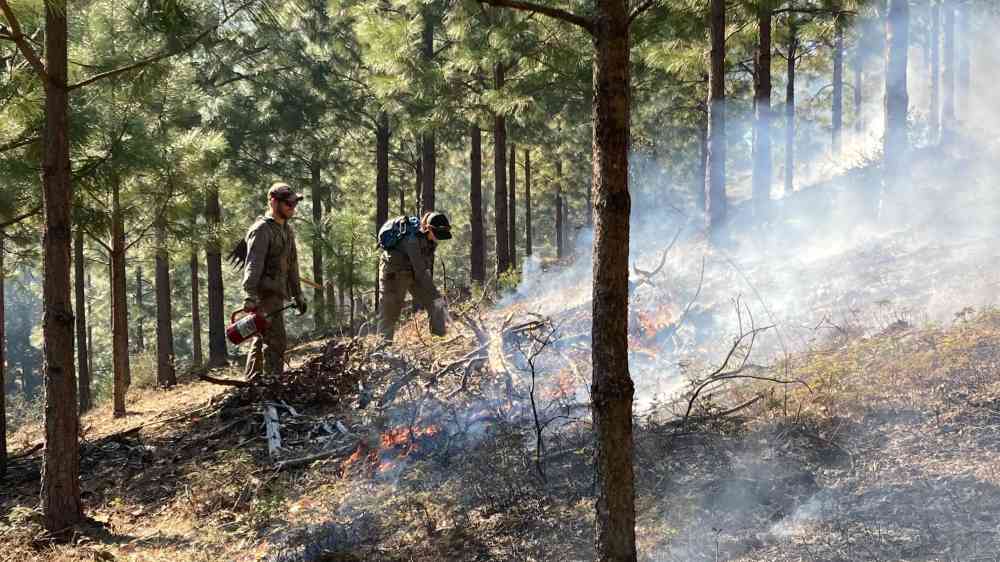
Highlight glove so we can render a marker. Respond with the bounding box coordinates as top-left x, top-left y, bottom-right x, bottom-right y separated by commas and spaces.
295, 296, 307, 316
